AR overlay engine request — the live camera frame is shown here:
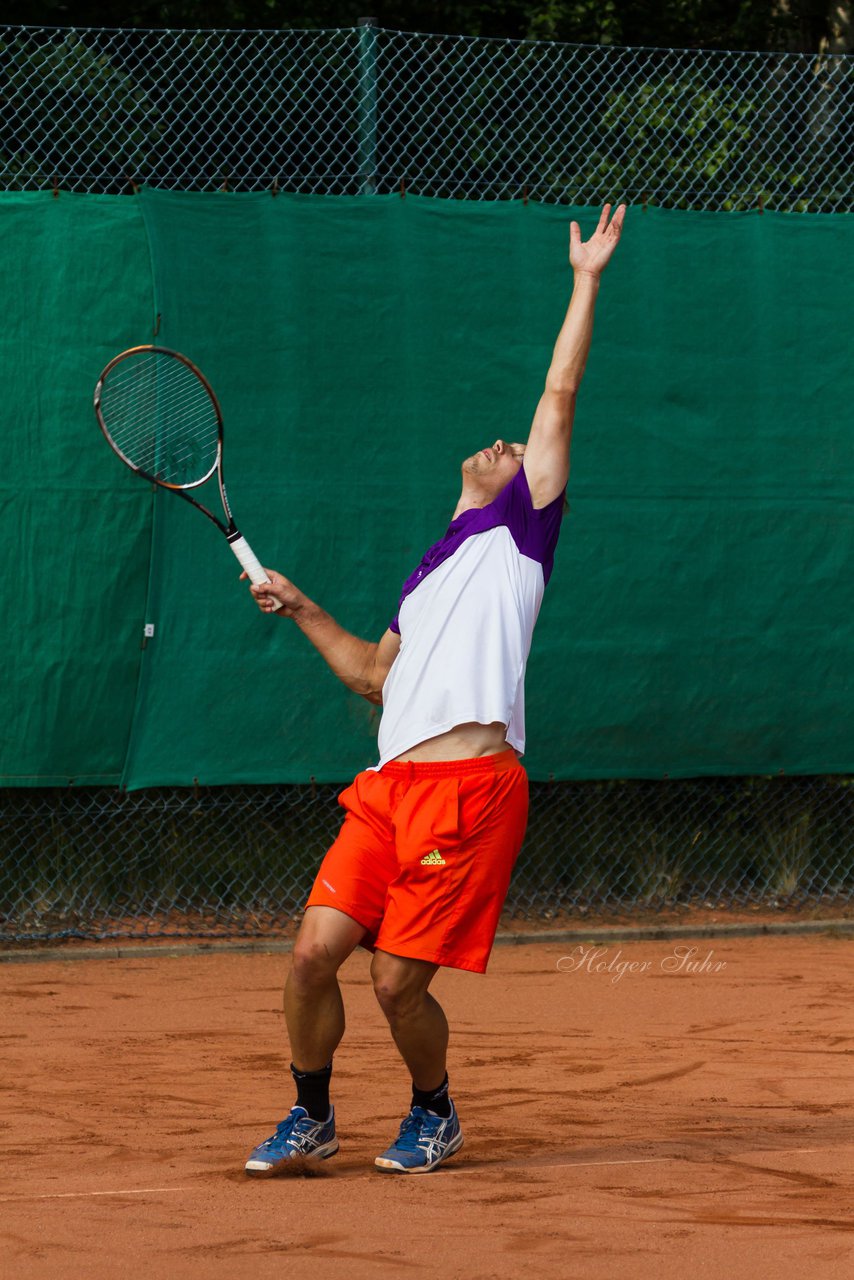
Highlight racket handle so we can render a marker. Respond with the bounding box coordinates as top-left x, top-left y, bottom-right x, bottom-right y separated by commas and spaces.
227, 532, 271, 587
